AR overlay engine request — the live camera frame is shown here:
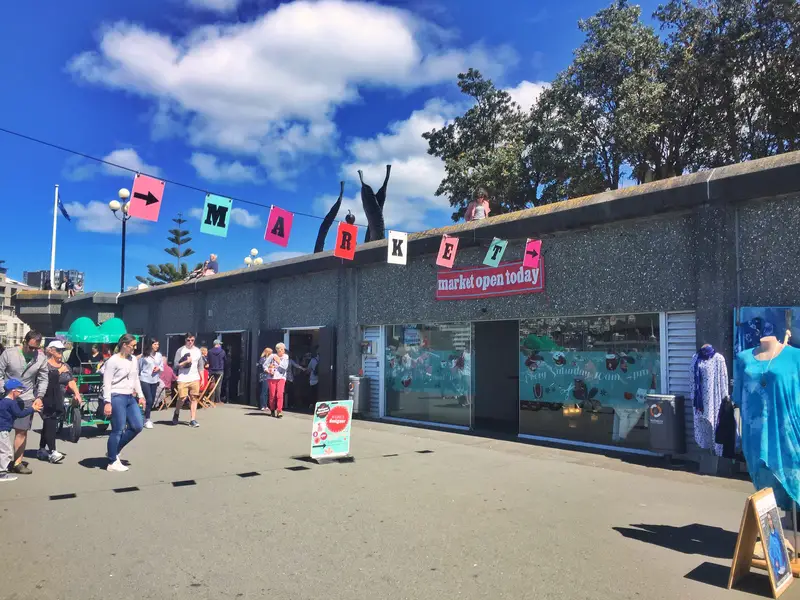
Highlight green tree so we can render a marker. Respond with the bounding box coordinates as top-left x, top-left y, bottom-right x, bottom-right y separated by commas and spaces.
136, 213, 202, 286
423, 69, 536, 221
